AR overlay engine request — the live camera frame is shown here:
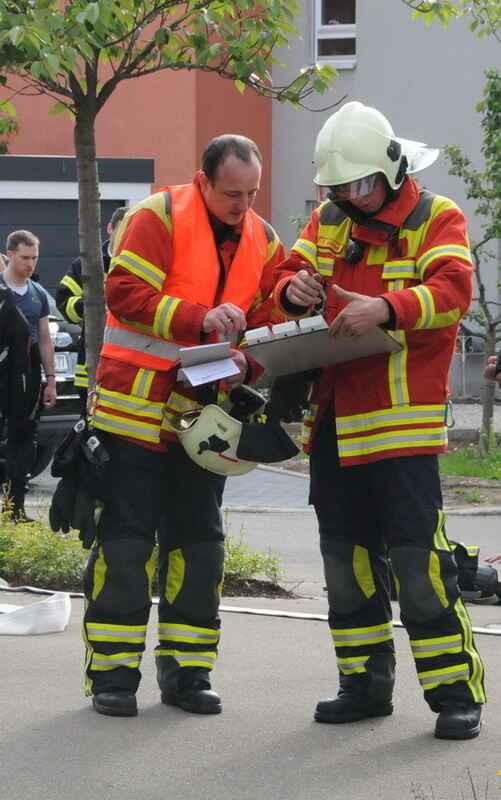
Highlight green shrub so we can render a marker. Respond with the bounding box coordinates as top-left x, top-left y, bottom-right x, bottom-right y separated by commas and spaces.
0, 513, 86, 591
224, 535, 284, 585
